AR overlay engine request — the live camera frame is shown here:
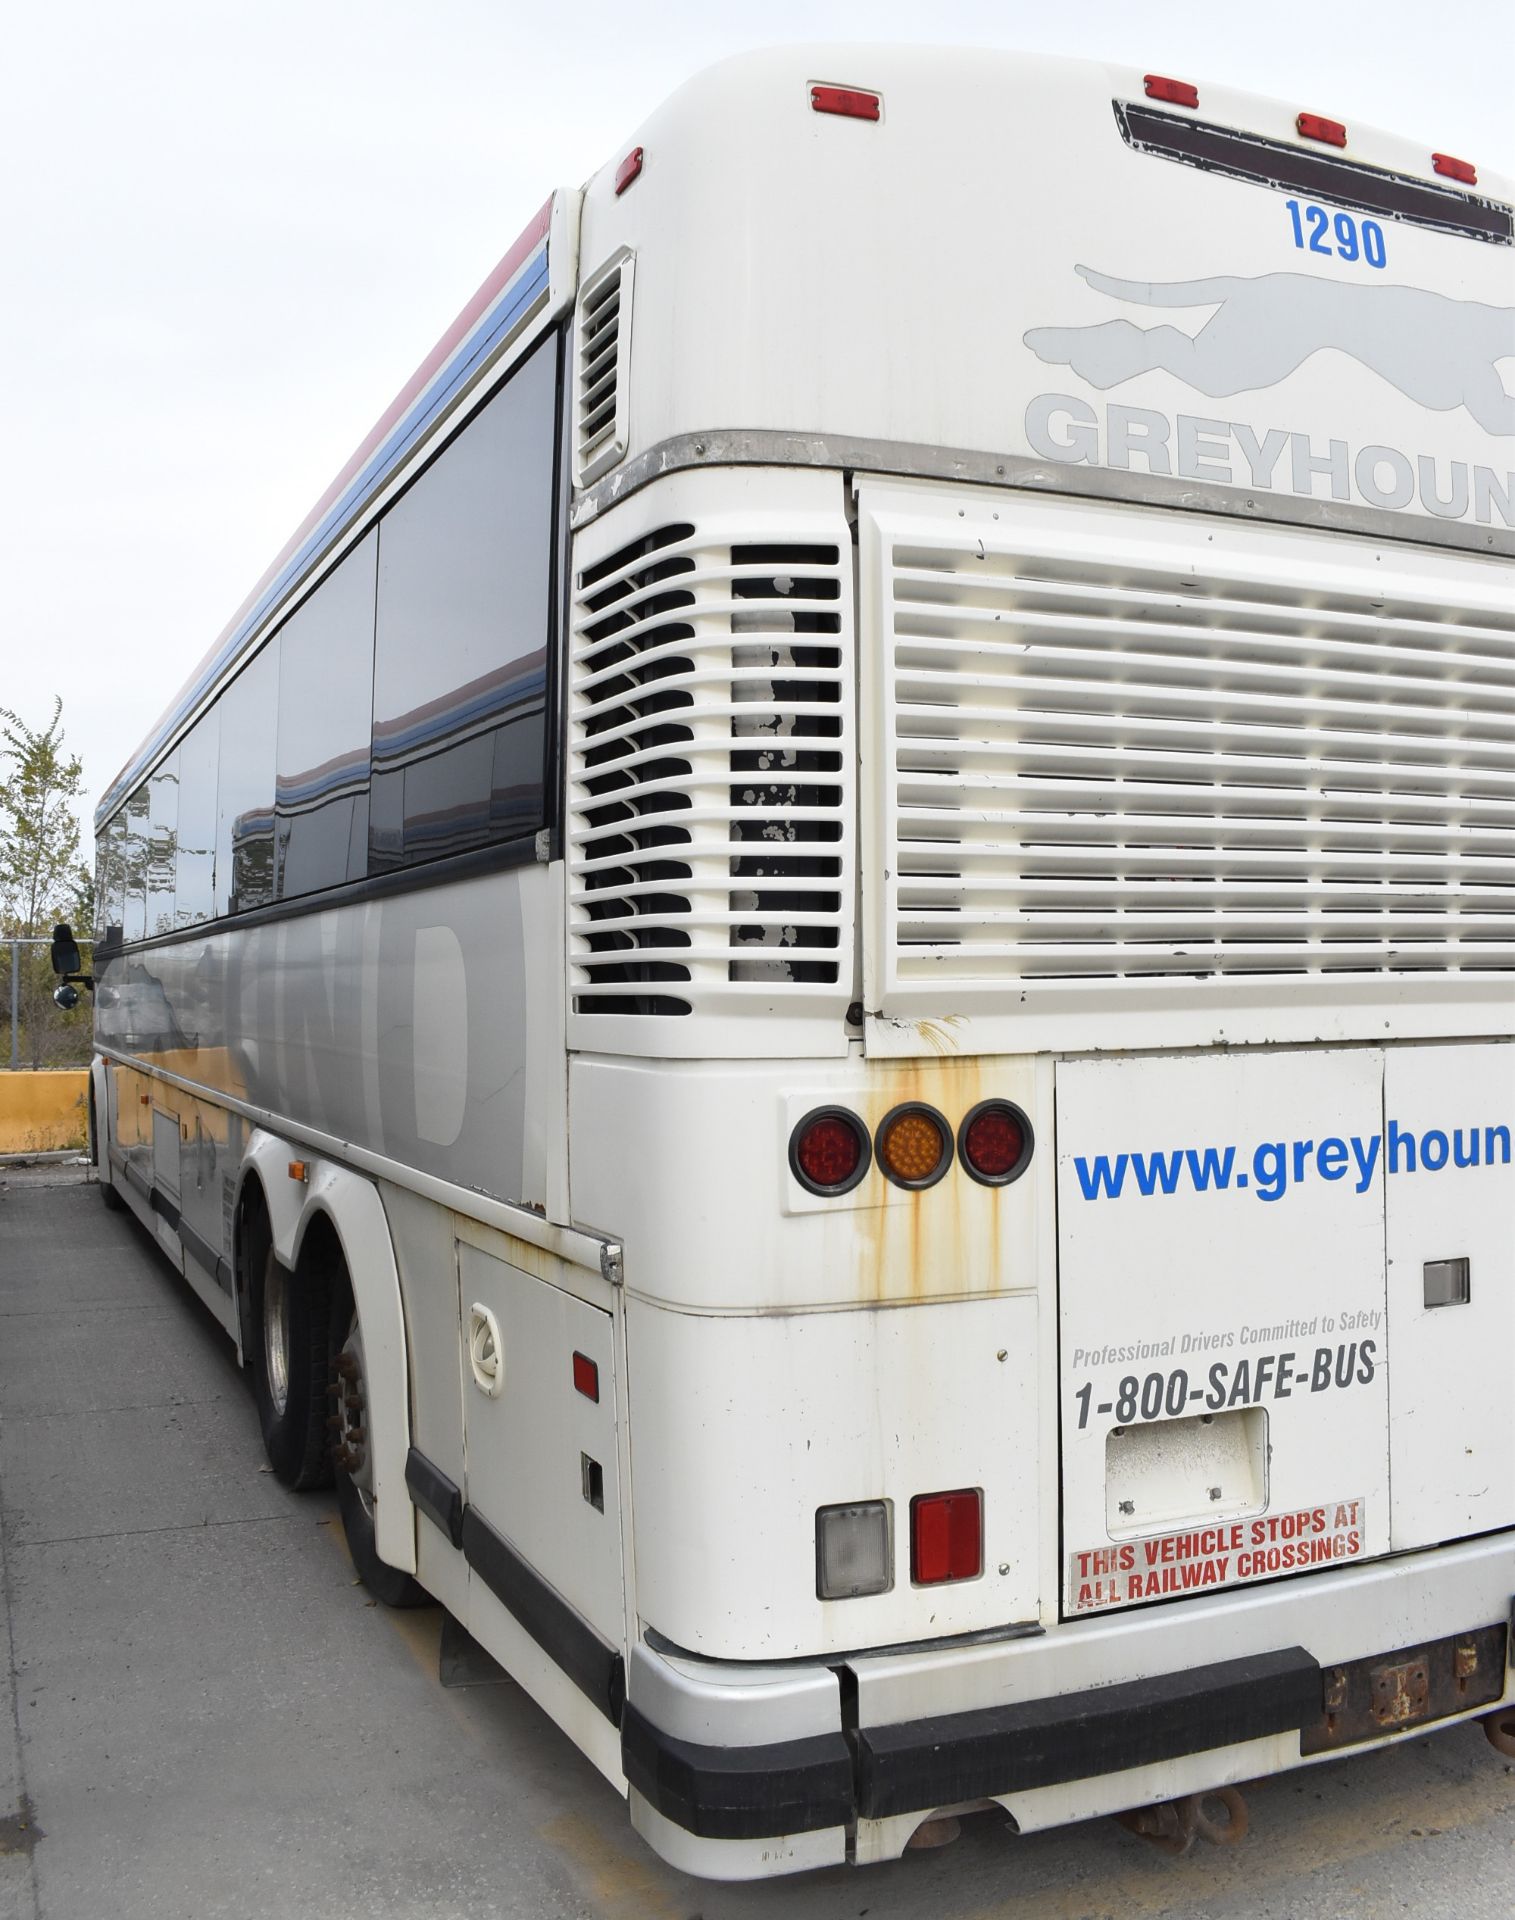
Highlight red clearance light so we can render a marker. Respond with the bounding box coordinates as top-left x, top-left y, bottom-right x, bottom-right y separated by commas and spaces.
1432, 152, 1477, 185
1297, 112, 1347, 149
572, 1352, 600, 1402
959, 1100, 1034, 1187
790, 1108, 871, 1196
911, 1490, 982, 1585
614, 147, 644, 195
1144, 74, 1199, 109
810, 84, 881, 122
